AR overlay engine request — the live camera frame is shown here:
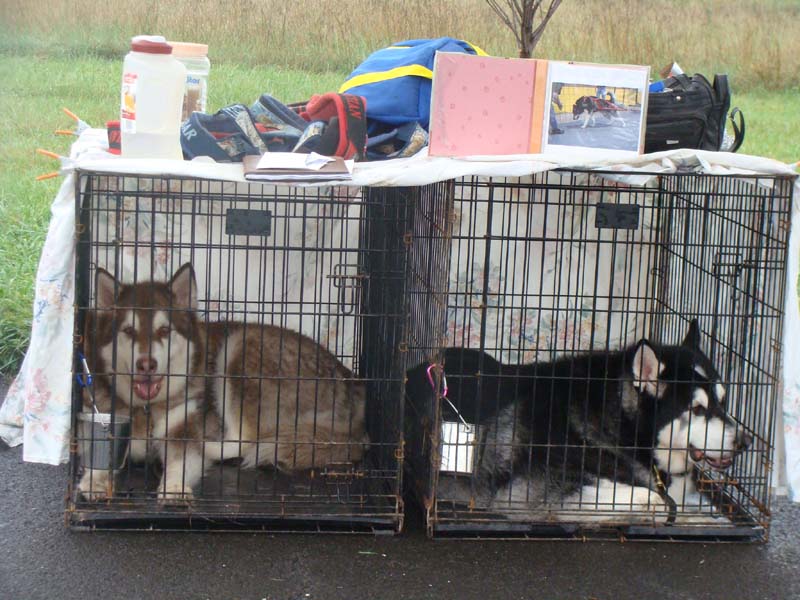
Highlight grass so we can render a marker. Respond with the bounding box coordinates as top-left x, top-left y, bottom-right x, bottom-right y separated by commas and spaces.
1, 0, 799, 89
725, 91, 800, 162
0, 0, 799, 375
